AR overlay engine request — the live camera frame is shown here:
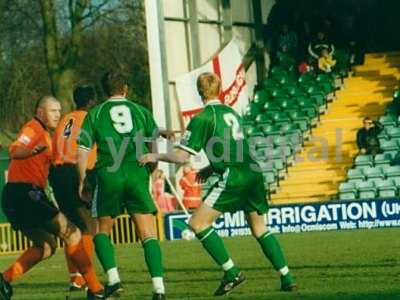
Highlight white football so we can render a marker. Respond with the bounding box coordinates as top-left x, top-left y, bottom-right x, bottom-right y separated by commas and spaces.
181, 229, 196, 241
